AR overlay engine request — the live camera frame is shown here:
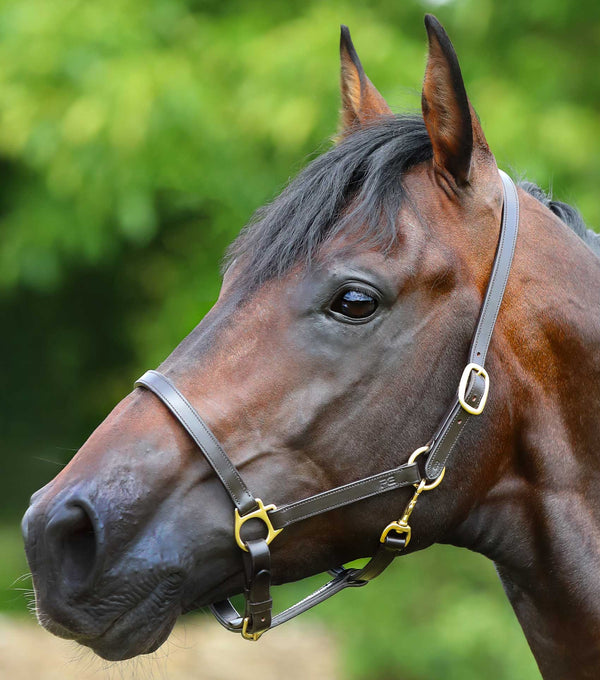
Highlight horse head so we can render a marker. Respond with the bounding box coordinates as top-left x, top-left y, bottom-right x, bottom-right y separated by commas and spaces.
22, 15, 600, 679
